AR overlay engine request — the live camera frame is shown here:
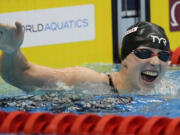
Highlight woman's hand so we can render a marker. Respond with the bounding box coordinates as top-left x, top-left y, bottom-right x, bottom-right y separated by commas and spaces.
0, 22, 24, 54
